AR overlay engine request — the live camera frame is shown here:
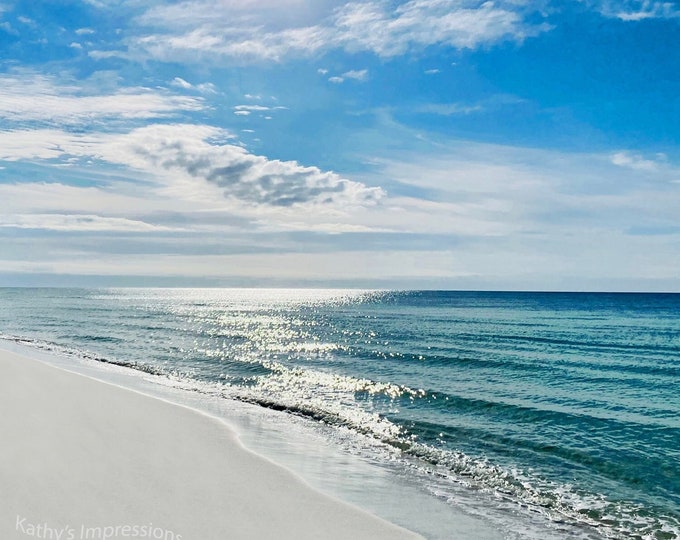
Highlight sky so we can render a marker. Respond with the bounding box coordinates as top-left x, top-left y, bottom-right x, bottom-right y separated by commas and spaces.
0, 0, 678, 290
